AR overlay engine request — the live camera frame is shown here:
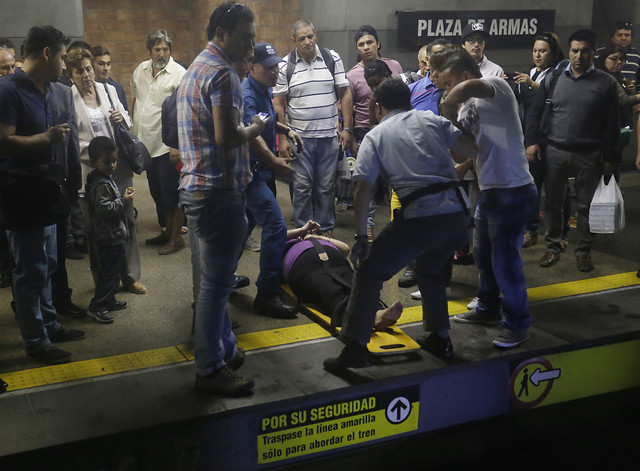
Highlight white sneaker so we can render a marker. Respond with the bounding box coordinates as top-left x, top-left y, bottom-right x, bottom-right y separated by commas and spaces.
466, 297, 479, 310
244, 235, 261, 252
411, 290, 421, 300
